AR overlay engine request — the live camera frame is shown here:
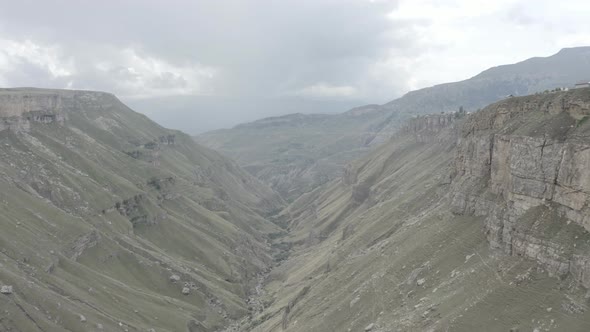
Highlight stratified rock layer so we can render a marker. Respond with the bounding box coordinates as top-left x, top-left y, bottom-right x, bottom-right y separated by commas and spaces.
451, 88, 590, 286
